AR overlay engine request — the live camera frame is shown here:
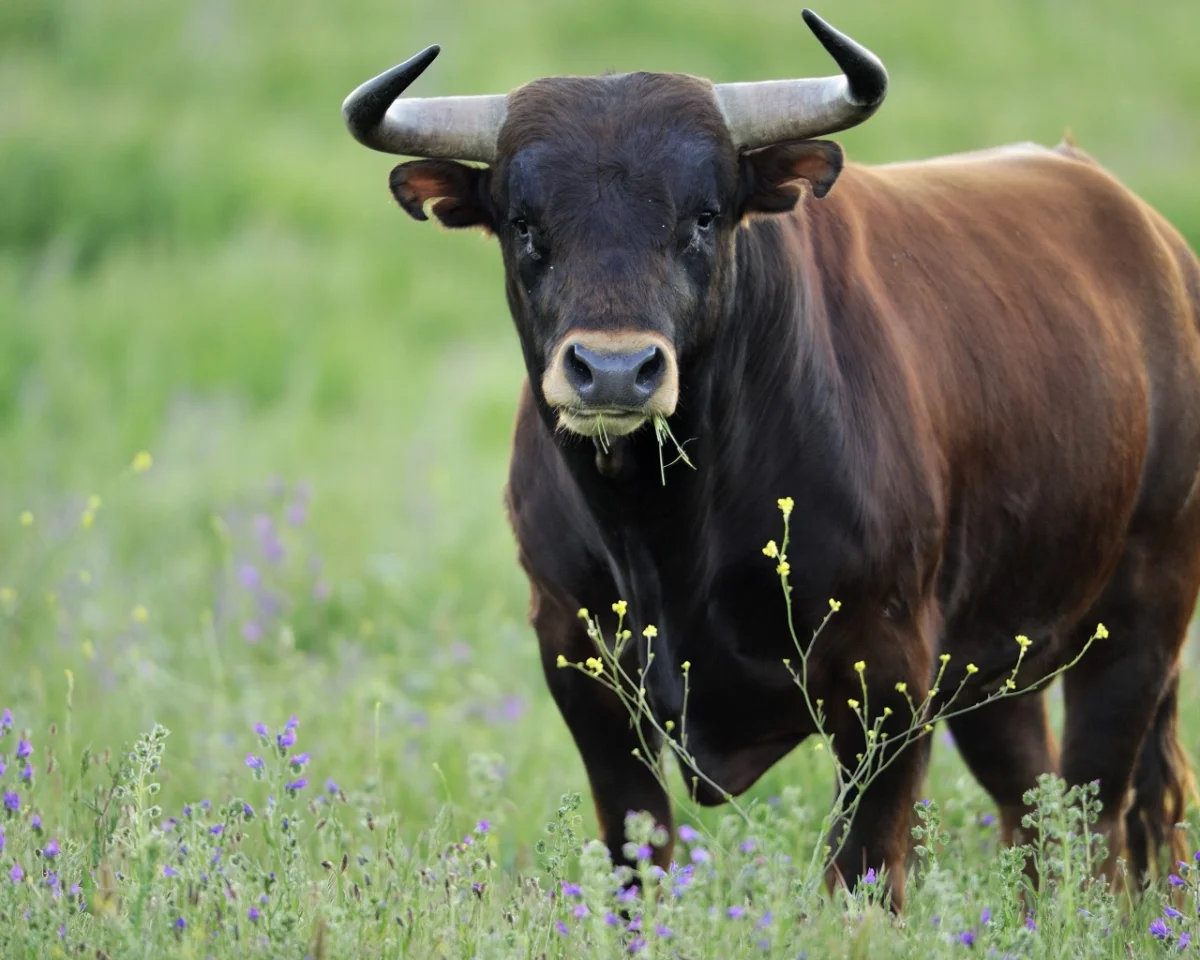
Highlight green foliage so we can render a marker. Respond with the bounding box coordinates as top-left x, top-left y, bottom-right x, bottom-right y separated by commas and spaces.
1, 0, 1198, 954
